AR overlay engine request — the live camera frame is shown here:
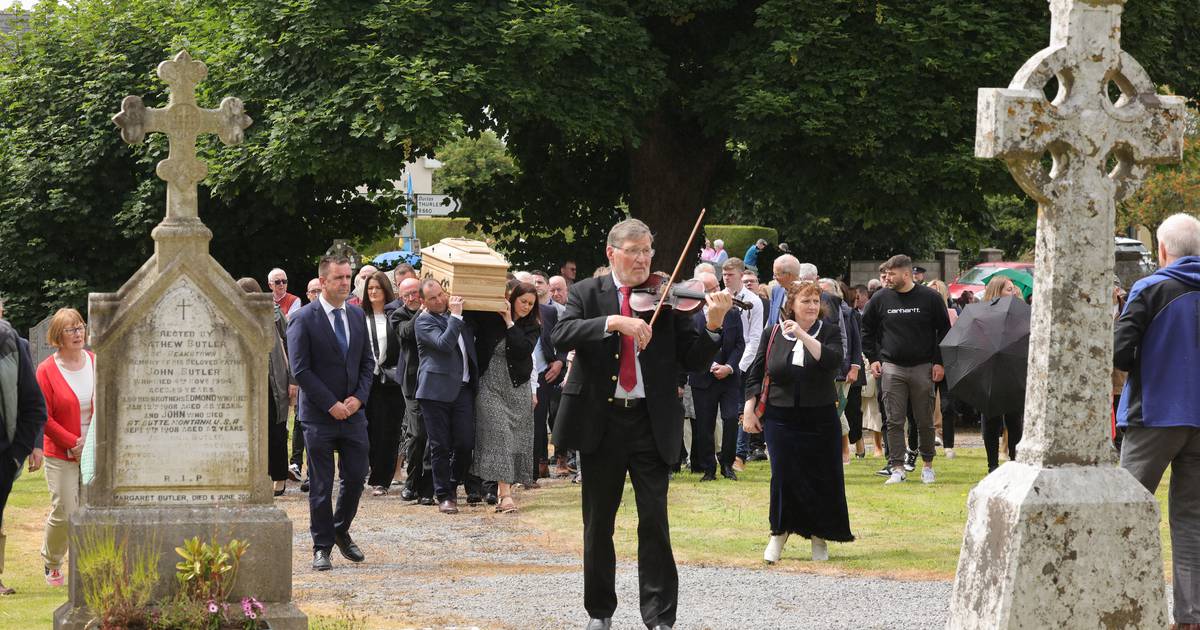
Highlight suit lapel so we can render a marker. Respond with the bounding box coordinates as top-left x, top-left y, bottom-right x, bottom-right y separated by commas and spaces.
312, 302, 345, 364
599, 275, 621, 317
